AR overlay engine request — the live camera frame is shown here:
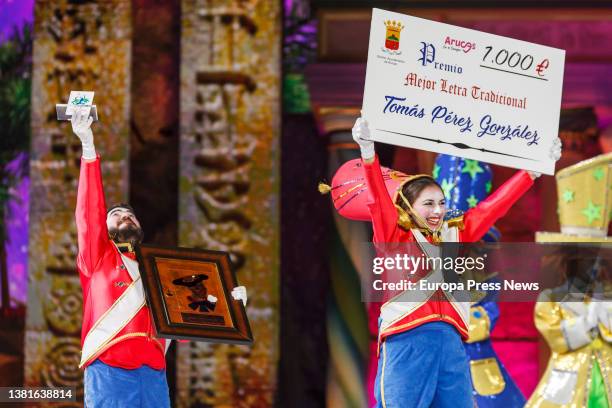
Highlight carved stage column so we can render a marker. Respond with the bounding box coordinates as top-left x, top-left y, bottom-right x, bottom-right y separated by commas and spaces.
177, 1, 280, 406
